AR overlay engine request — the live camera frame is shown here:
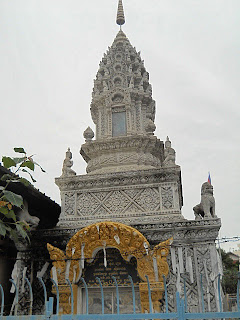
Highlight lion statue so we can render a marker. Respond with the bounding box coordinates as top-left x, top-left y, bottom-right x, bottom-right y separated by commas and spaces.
17, 200, 40, 229
193, 182, 216, 220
